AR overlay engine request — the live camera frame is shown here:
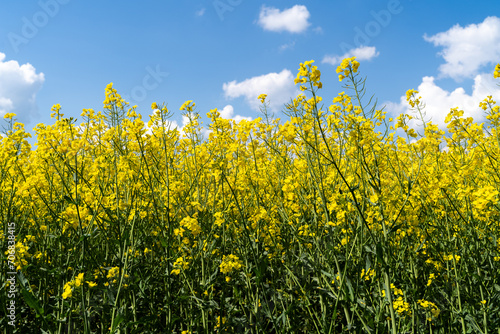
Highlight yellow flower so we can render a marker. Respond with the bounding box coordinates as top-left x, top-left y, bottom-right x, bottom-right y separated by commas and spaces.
171, 256, 191, 275
294, 60, 322, 88
369, 194, 379, 204
406, 89, 419, 106
258, 94, 267, 103
393, 296, 411, 316
443, 254, 461, 262
107, 267, 120, 279
418, 299, 440, 321
341, 237, 349, 246
220, 254, 243, 275
336, 57, 359, 81
3, 113, 16, 119
427, 273, 435, 286
180, 100, 195, 111
87, 281, 97, 288
214, 212, 224, 227
180, 216, 201, 237
74, 273, 84, 287
62, 283, 72, 299
360, 268, 375, 281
